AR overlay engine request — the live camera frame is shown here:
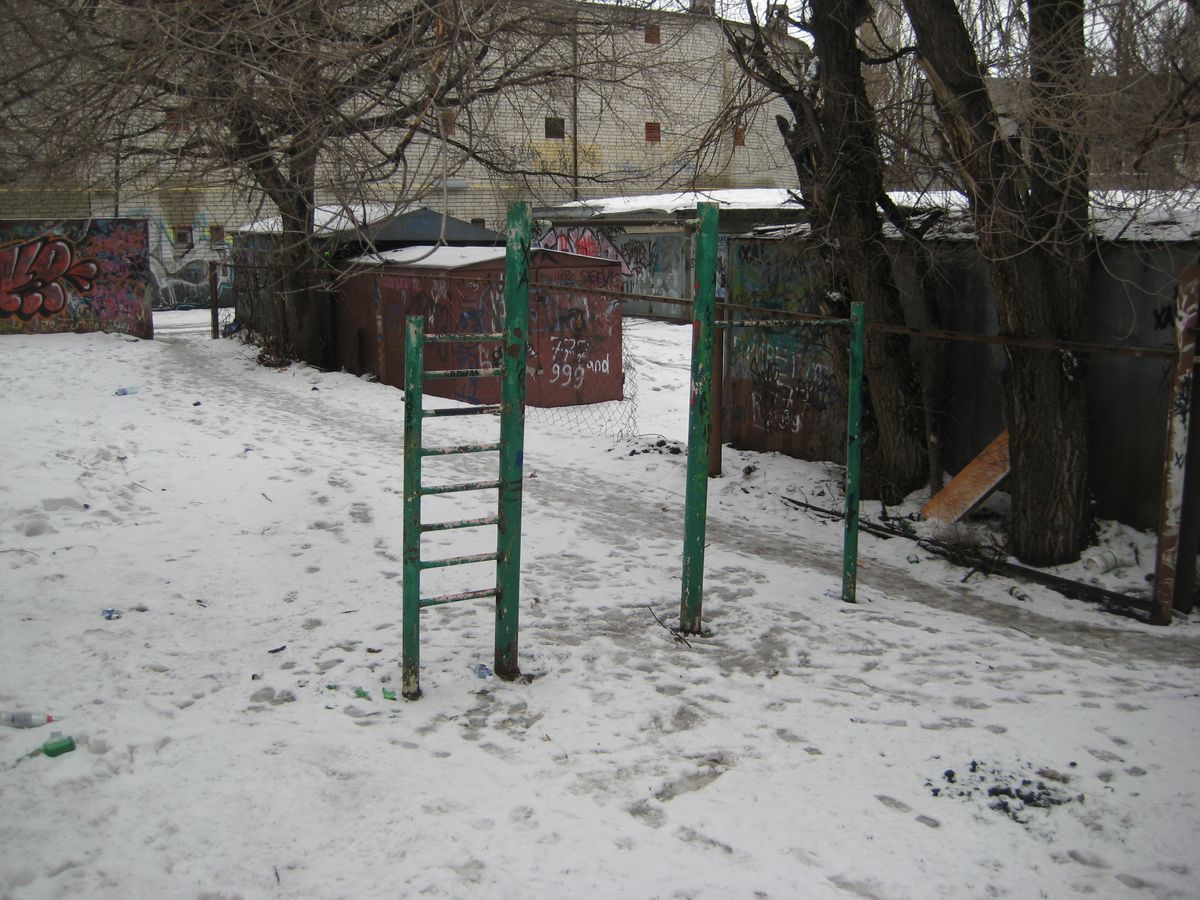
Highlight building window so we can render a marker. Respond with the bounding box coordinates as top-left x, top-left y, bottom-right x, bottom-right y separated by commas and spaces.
545, 116, 565, 140
645, 24, 661, 44
734, 127, 746, 147
645, 121, 661, 143
439, 109, 457, 138
171, 225, 193, 249
209, 225, 225, 243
